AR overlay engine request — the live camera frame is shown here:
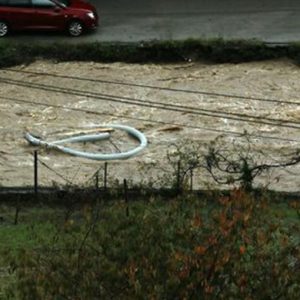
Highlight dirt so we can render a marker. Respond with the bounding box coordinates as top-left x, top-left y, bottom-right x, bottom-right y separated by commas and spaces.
1, 59, 300, 191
